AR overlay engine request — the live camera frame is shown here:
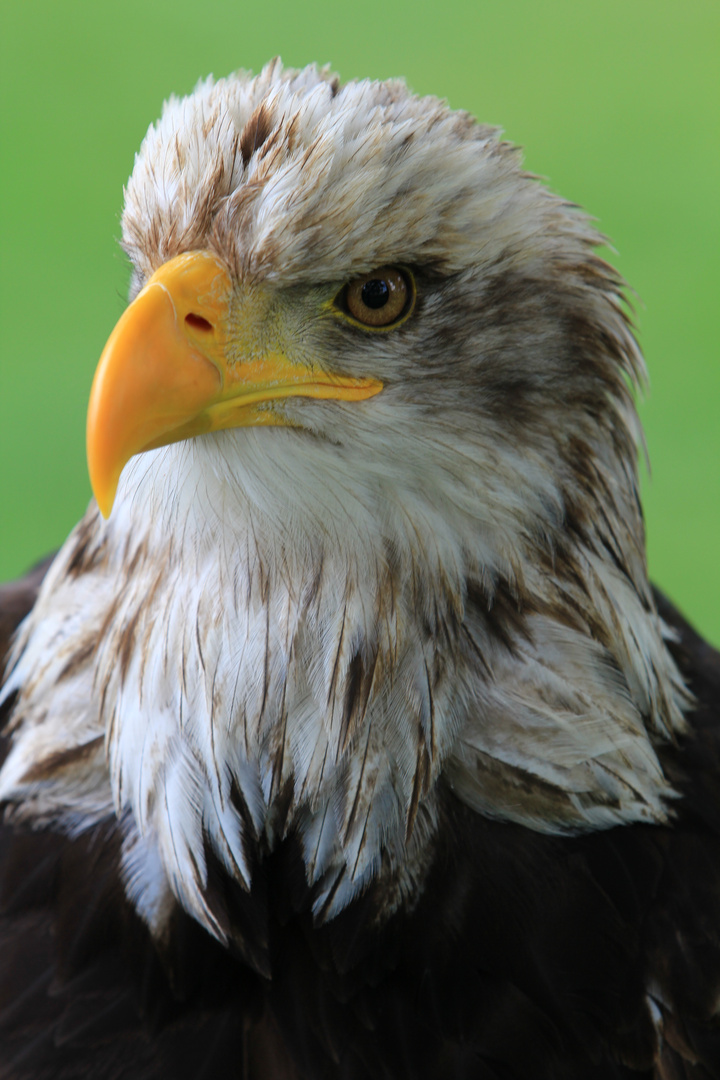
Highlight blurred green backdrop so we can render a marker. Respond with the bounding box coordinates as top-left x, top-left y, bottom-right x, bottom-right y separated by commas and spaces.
1, 0, 718, 642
